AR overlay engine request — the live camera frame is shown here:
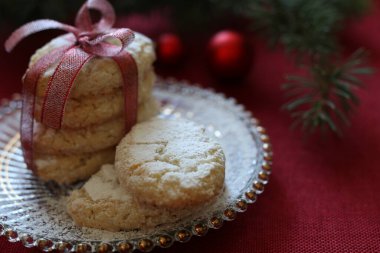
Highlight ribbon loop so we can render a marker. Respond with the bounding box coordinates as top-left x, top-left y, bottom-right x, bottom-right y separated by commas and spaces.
79, 28, 135, 57
4, 0, 119, 54
75, 0, 115, 32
